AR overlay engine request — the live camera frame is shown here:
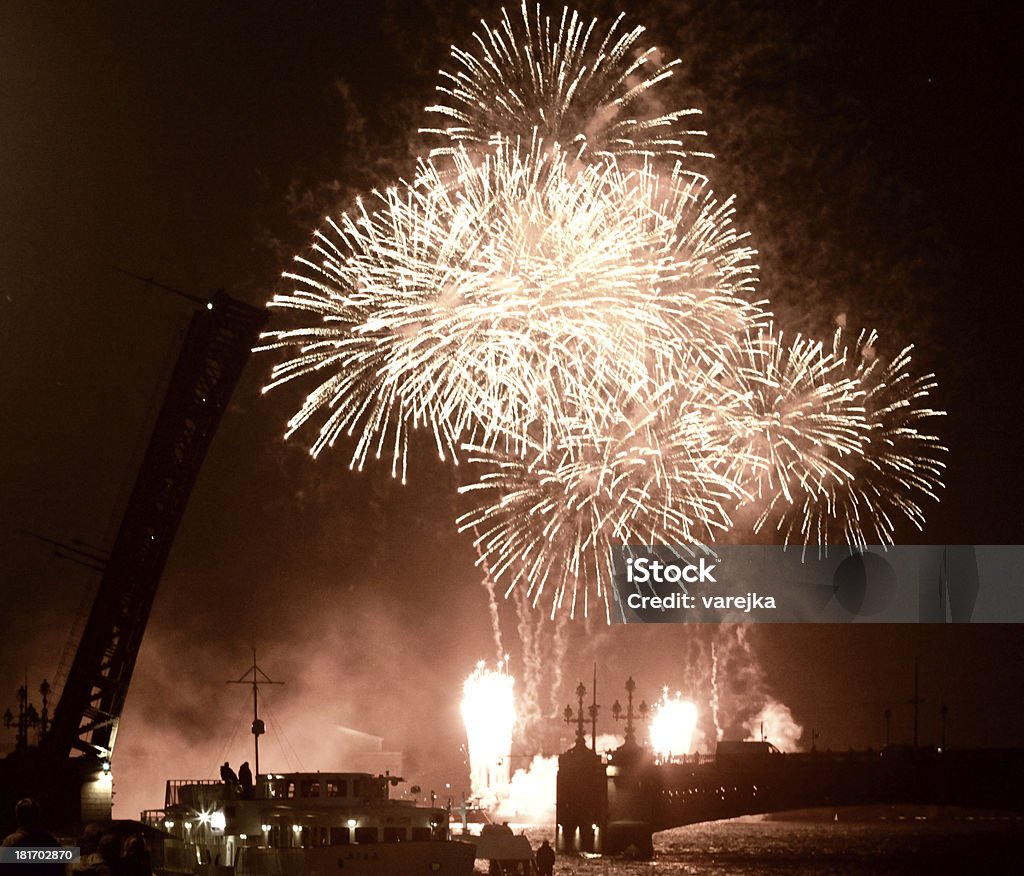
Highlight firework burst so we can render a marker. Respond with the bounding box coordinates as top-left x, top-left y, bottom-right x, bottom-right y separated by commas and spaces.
263, 3, 948, 618
424, 2, 710, 162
